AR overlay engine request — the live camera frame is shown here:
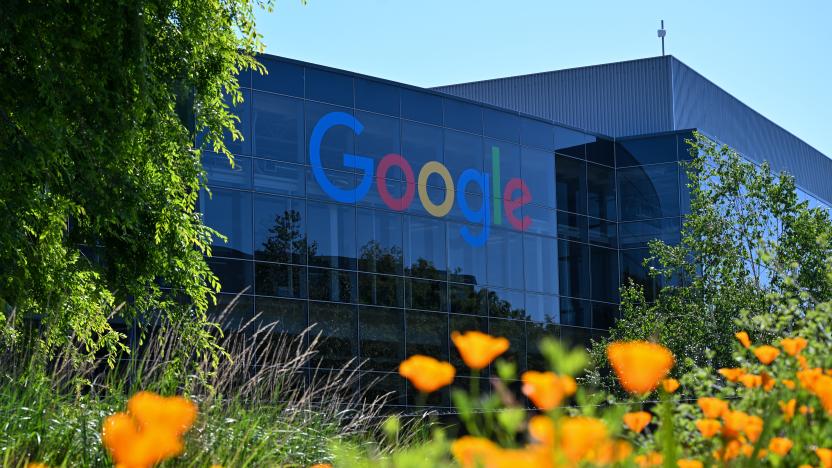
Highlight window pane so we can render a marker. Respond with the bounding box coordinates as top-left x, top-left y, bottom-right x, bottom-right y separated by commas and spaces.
253, 194, 307, 264
527, 321, 559, 370
308, 267, 357, 303
525, 293, 559, 324
521, 147, 556, 208
208, 293, 254, 325
618, 163, 680, 221
359, 306, 404, 372
556, 155, 587, 214
619, 218, 681, 249
560, 297, 590, 327
590, 245, 619, 302
487, 141, 521, 206
557, 211, 588, 243
207, 258, 253, 294
445, 129, 483, 177
488, 287, 527, 320
306, 68, 353, 107
554, 126, 592, 158
356, 208, 403, 275
592, 302, 619, 329
587, 162, 617, 220
402, 120, 443, 175
558, 240, 590, 299
447, 222, 487, 284
401, 89, 442, 125
362, 372, 405, 406
201, 188, 252, 259
252, 92, 304, 163
677, 132, 696, 160
405, 216, 447, 279
355, 111, 401, 178
521, 117, 555, 150
561, 325, 593, 349
309, 302, 357, 369
406, 277, 447, 312
449, 283, 487, 315
483, 108, 519, 143
252, 57, 304, 97
305, 102, 354, 172
406, 310, 449, 360
586, 138, 615, 166
620, 248, 662, 302
254, 296, 307, 337
223, 89, 251, 156
486, 228, 524, 290
254, 262, 307, 299
443, 98, 481, 134
523, 234, 558, 295
358, 272, 404, 308
203, 153, 252, 190
617, 135, 677, 167
355, 78, 400, 116
588, 217, 617, 247
306, 167, 355, 202
522, 204, 557, 238
489, 319, 526, 371
253, 159, 305, 197
307, 201, 356, 269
